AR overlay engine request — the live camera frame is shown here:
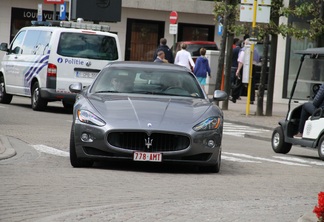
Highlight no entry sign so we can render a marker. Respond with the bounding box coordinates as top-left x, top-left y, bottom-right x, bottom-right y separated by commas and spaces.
169, 11, 178, 24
